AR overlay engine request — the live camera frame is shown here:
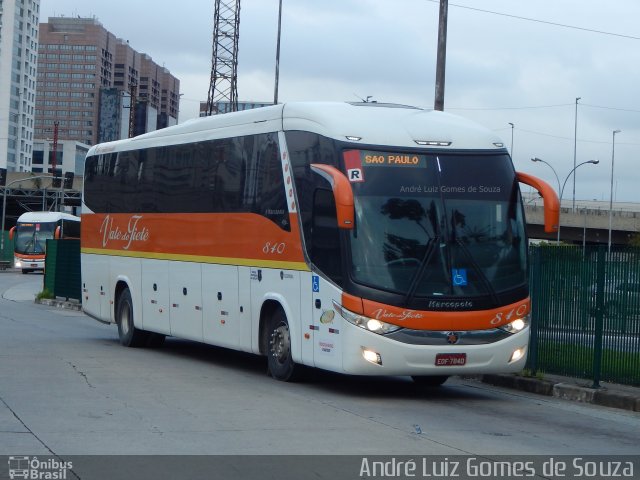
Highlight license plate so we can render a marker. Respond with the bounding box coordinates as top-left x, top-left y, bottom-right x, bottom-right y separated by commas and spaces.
30, 264, 38, 267
435, 353, 467, 366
